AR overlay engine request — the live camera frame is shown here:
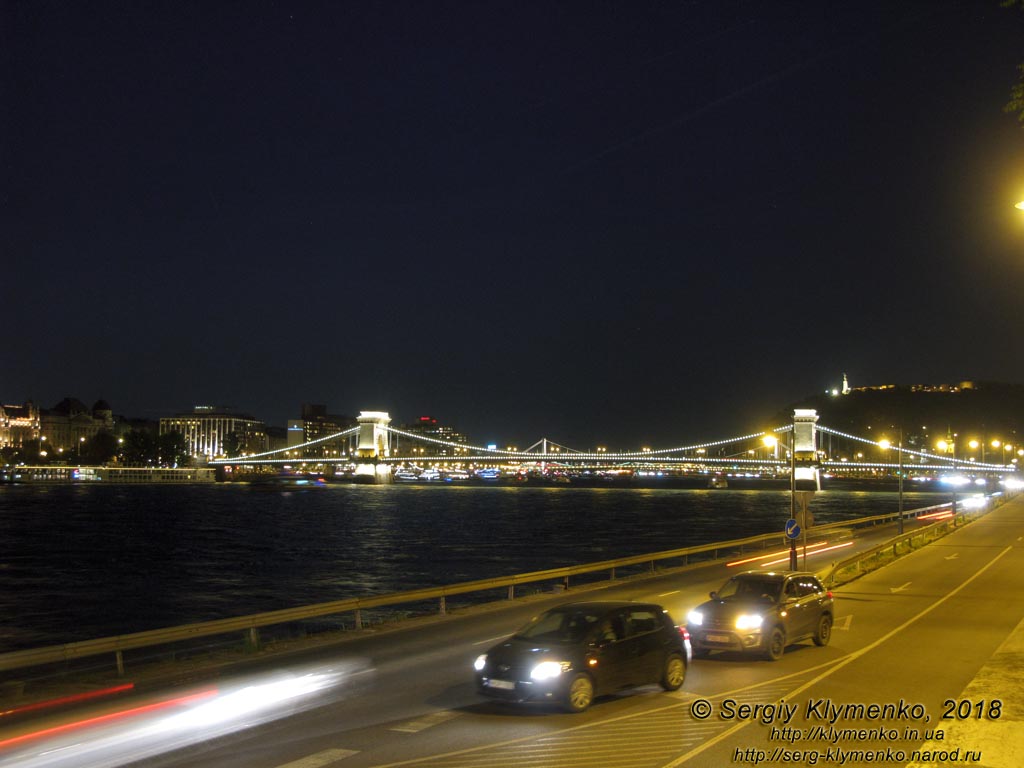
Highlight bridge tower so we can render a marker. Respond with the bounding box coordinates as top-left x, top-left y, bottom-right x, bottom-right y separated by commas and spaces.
792, 408, 820, 492
354, 411, 393, 483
